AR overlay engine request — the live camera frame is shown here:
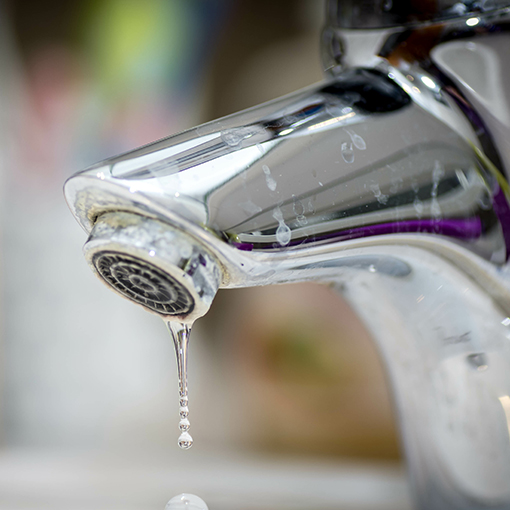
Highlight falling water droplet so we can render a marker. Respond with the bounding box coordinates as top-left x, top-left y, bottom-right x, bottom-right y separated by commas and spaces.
178, 431, 194, 449
165, 494, 208, 510
179, 418, 190, 431
167, 321, 194, 449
